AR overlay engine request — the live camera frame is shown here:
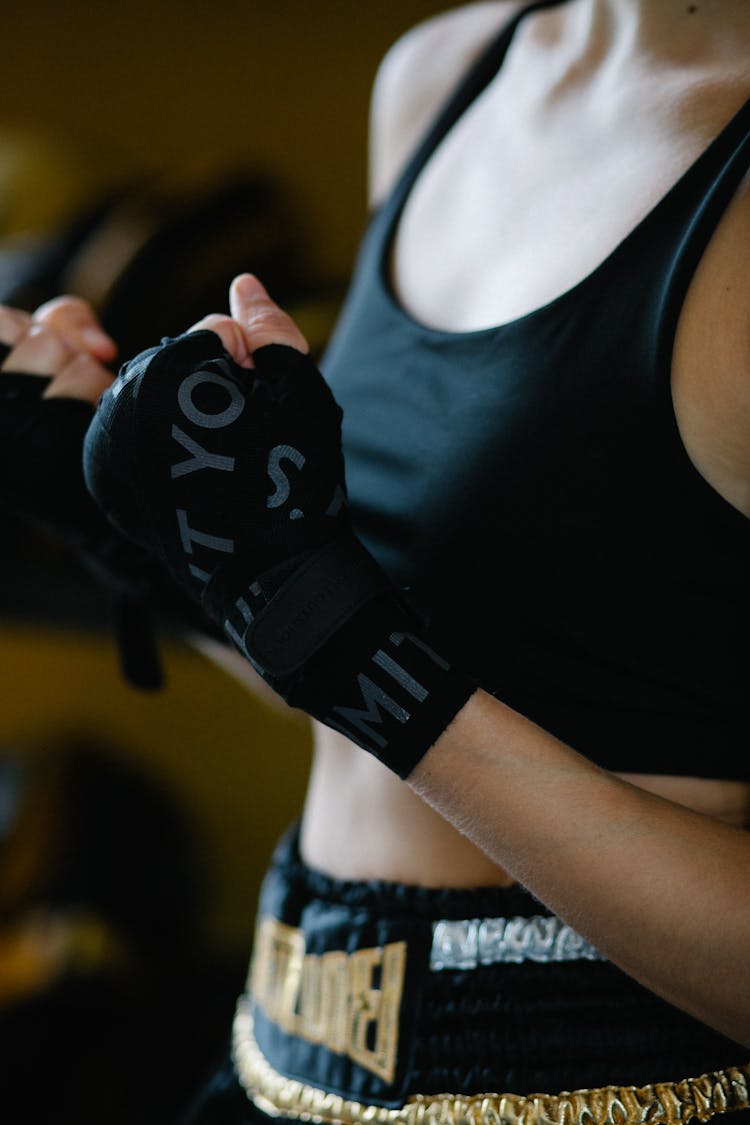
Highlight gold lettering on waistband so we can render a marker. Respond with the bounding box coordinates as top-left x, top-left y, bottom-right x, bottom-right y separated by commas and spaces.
249, 916, 407, 1083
